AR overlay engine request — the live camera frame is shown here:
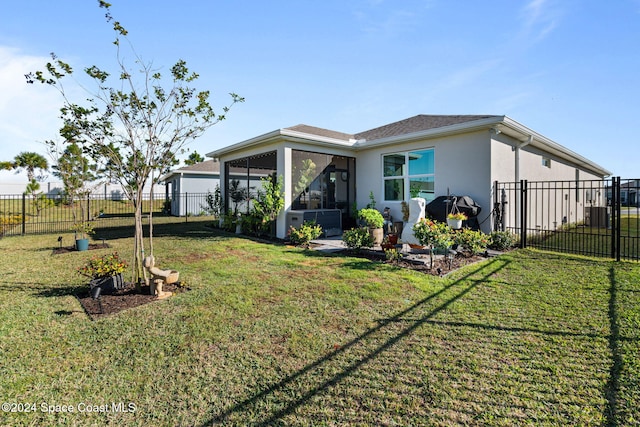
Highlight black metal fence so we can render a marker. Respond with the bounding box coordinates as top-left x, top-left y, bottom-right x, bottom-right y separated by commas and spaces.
494, 177, 640, 261
0, 192, 216, 237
